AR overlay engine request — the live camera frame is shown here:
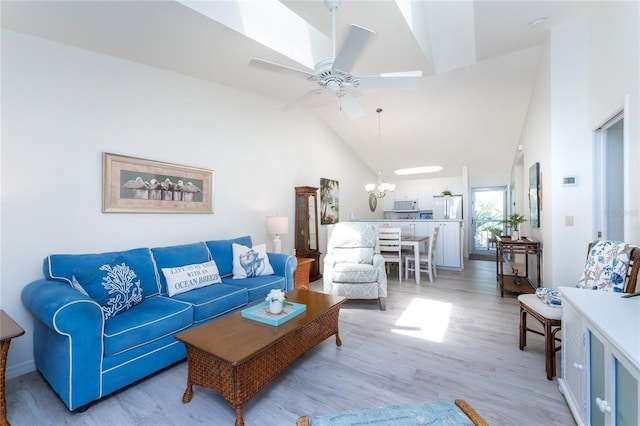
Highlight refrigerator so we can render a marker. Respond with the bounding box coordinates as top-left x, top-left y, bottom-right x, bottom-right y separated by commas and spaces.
432, 195, 463, 220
